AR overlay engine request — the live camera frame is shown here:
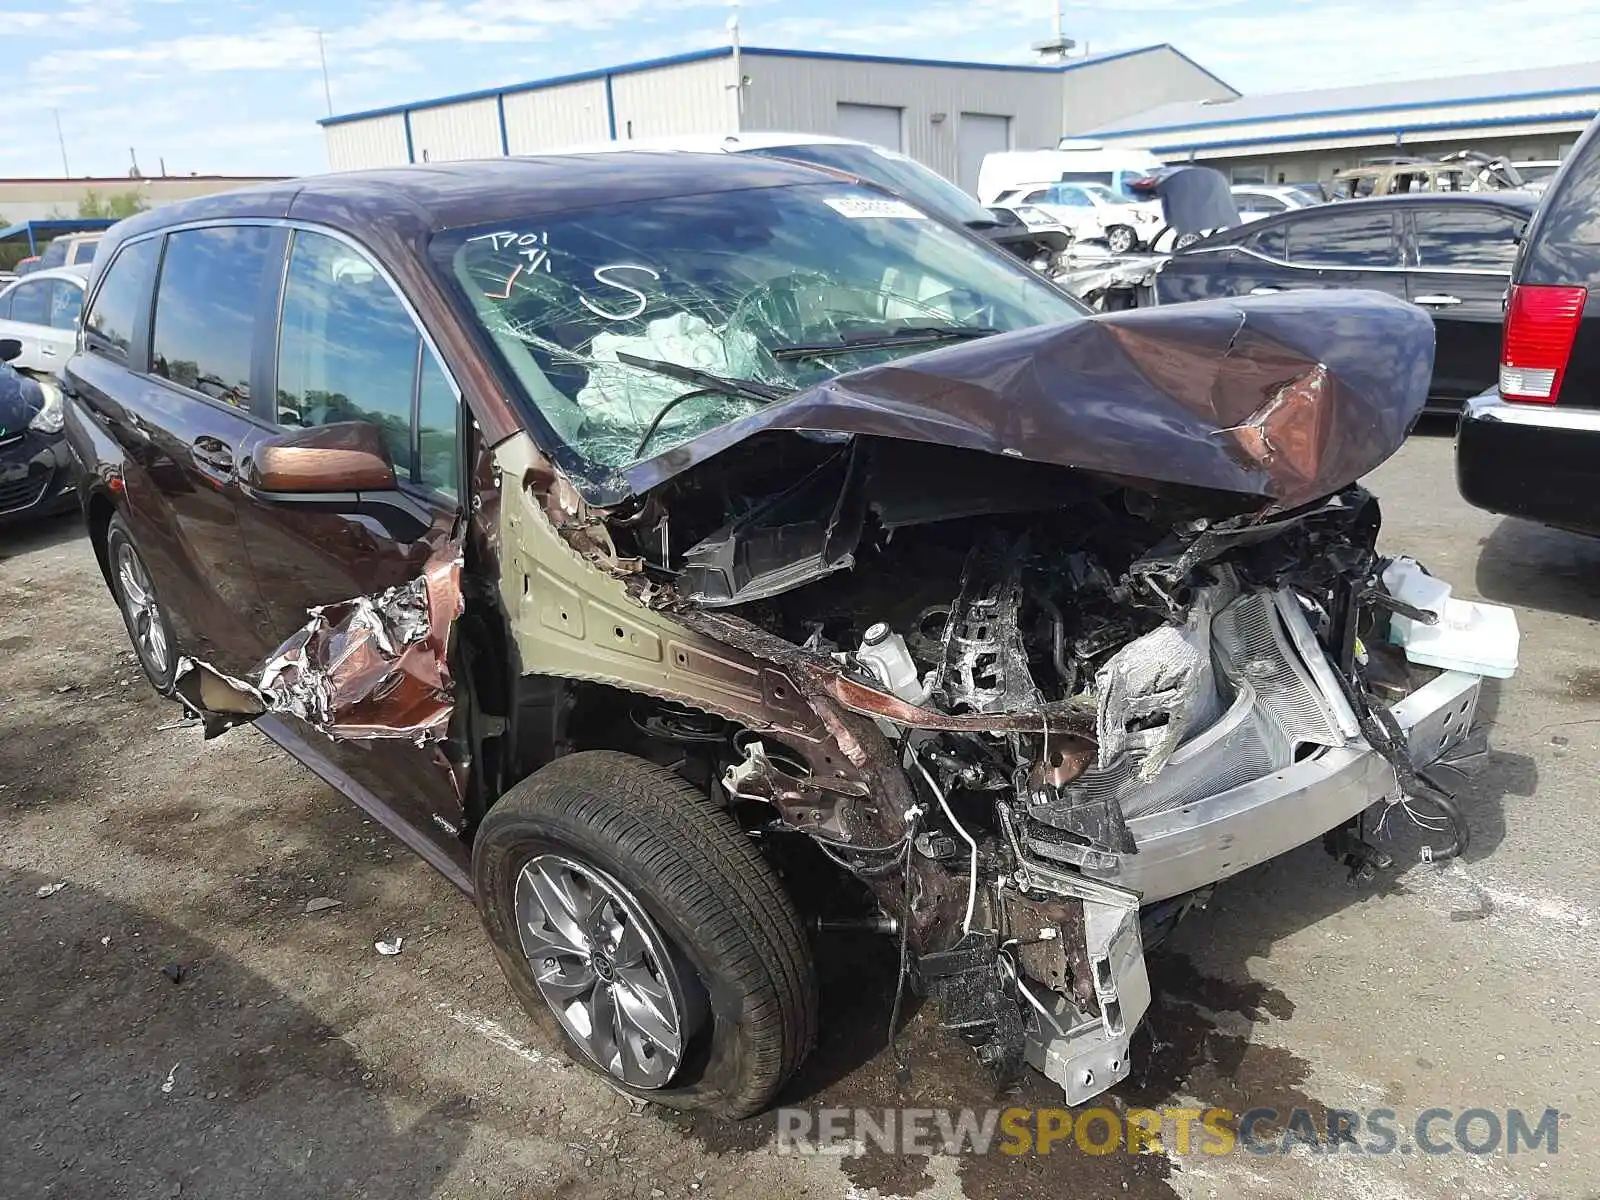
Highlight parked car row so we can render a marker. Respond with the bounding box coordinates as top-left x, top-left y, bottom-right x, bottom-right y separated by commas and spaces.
0, 265, 88, 523
1157, 191, 1536, 409
13, 231, 102, 276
